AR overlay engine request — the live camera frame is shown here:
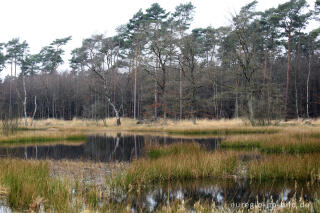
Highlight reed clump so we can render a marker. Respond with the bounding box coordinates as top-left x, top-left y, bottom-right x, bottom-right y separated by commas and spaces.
115, 143, 239, 188
220, 140, 261, 149
221, 130, 320, 154
247, 154, 320, 181
146, 142, 203, 159
0, 159, 71, 211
